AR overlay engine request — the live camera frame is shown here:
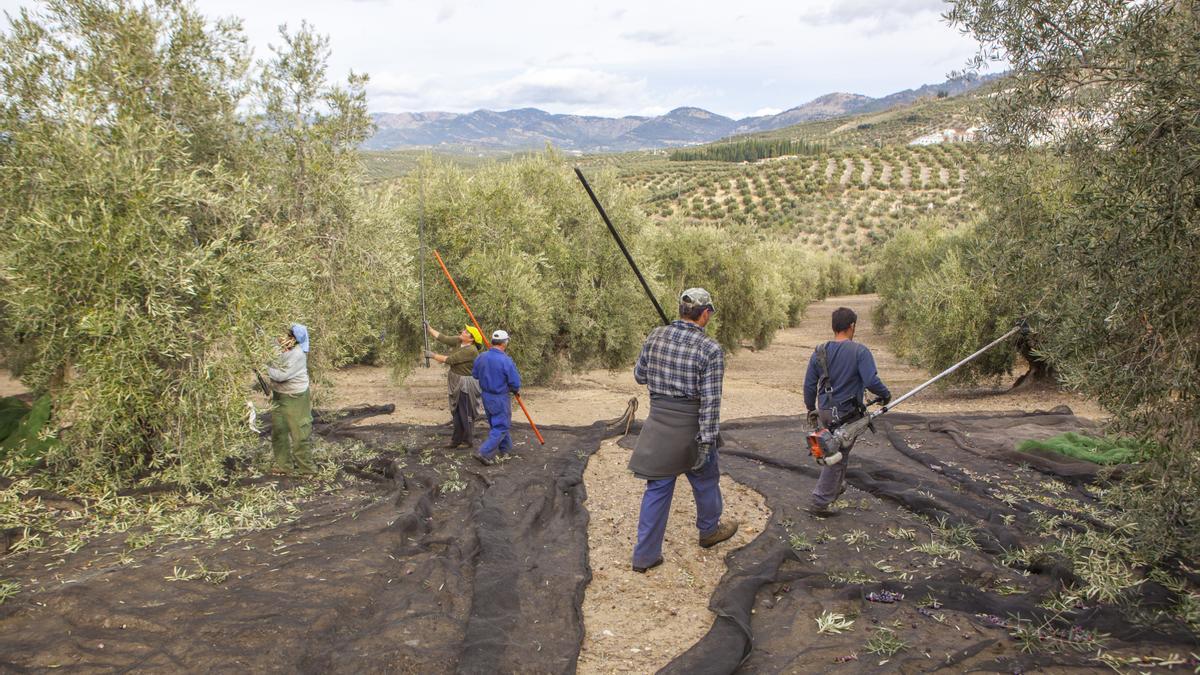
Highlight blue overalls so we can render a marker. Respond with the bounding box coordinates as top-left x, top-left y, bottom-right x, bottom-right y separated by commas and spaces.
471, 347, 522, 459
